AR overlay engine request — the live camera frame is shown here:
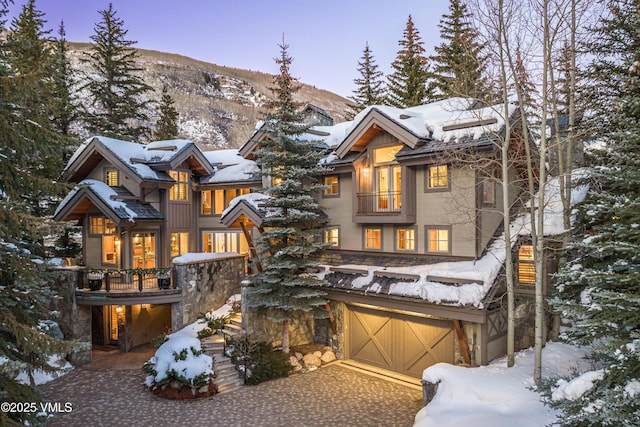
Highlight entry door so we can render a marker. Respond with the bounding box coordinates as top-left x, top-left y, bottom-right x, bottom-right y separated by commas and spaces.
375, 165, 401, 211
132, 232, 156, 269
348, 305, 455, 377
